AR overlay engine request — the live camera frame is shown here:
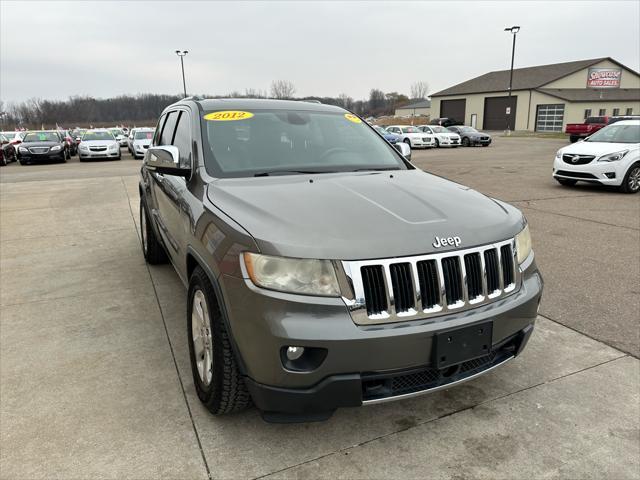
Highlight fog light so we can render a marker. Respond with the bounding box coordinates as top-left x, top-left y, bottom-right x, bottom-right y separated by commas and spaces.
605, 172, 616, 179
286, 346, 304, 361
